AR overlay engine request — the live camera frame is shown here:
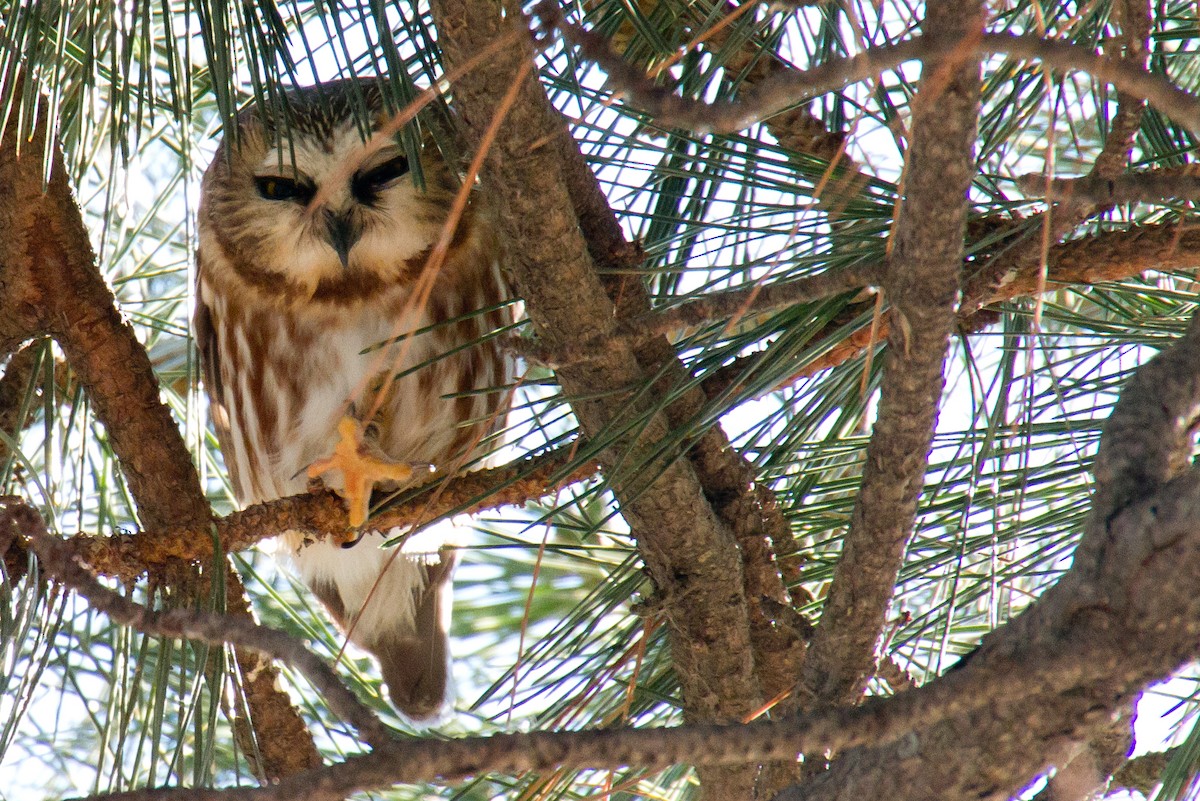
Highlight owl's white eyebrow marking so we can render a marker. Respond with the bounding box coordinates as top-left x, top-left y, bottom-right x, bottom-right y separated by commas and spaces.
253, 161, 308, 179
259, 123, 380, 207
